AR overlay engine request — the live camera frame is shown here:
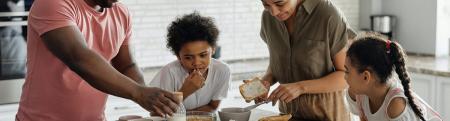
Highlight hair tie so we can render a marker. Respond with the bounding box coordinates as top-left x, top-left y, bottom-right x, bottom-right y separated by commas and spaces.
386, 40, 391, 54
